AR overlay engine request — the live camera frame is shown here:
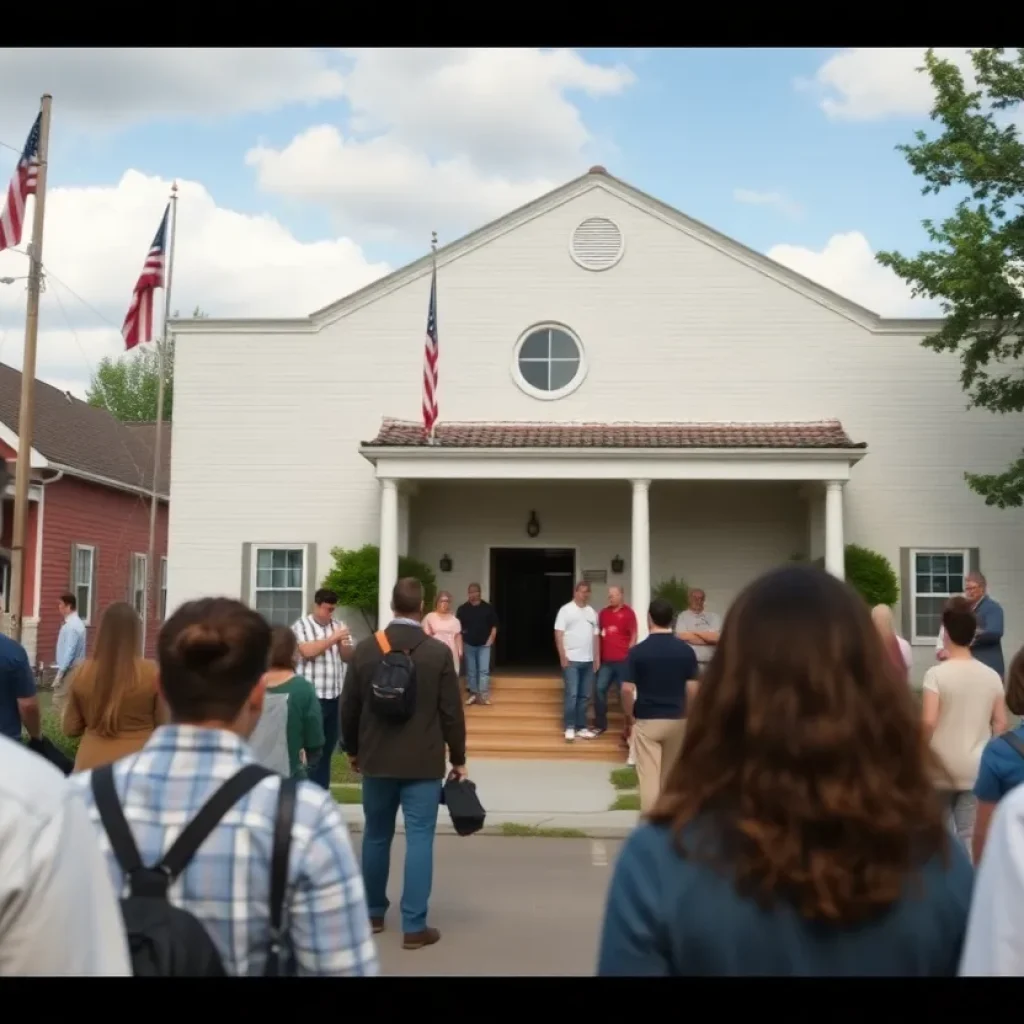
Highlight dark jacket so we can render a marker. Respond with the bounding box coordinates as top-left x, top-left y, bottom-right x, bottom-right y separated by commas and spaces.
340, 621, 467, 780
971, 595, 1005, 679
